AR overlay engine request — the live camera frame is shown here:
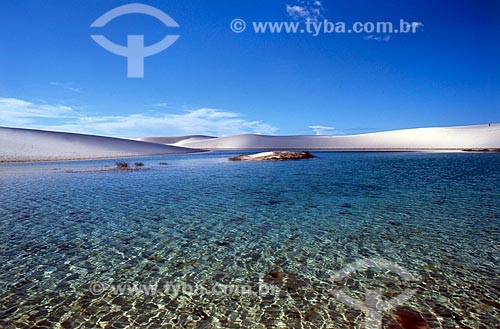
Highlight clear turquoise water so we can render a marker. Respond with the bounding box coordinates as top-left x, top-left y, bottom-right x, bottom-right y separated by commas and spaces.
0, 151, 499, 328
